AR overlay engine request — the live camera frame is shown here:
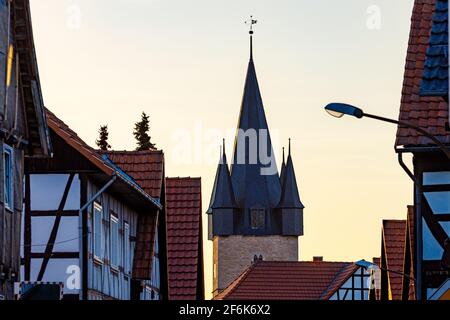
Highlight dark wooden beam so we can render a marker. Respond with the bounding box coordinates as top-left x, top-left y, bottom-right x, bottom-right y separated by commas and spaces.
31, 252, 79, 259
37, 174, 75, 281
30, 210, 79, 217
80, 174, 88, 301
24, 174, 31, 281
